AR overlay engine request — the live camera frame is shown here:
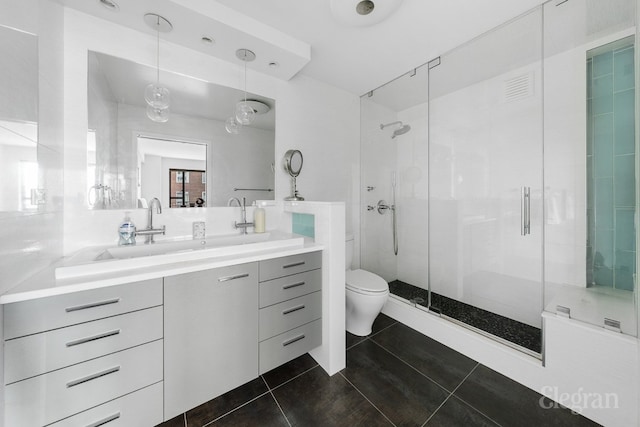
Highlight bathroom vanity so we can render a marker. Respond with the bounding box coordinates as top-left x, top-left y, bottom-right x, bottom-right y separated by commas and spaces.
0, 235, 324, 426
